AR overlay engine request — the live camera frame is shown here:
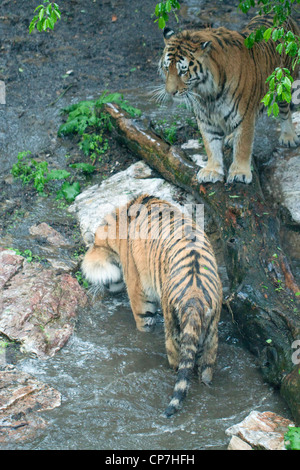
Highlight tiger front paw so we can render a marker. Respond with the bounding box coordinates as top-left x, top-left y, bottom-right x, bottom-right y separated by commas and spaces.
227, 163, 252, 184
197, 167, 224, 184
279, 132, 300, 148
